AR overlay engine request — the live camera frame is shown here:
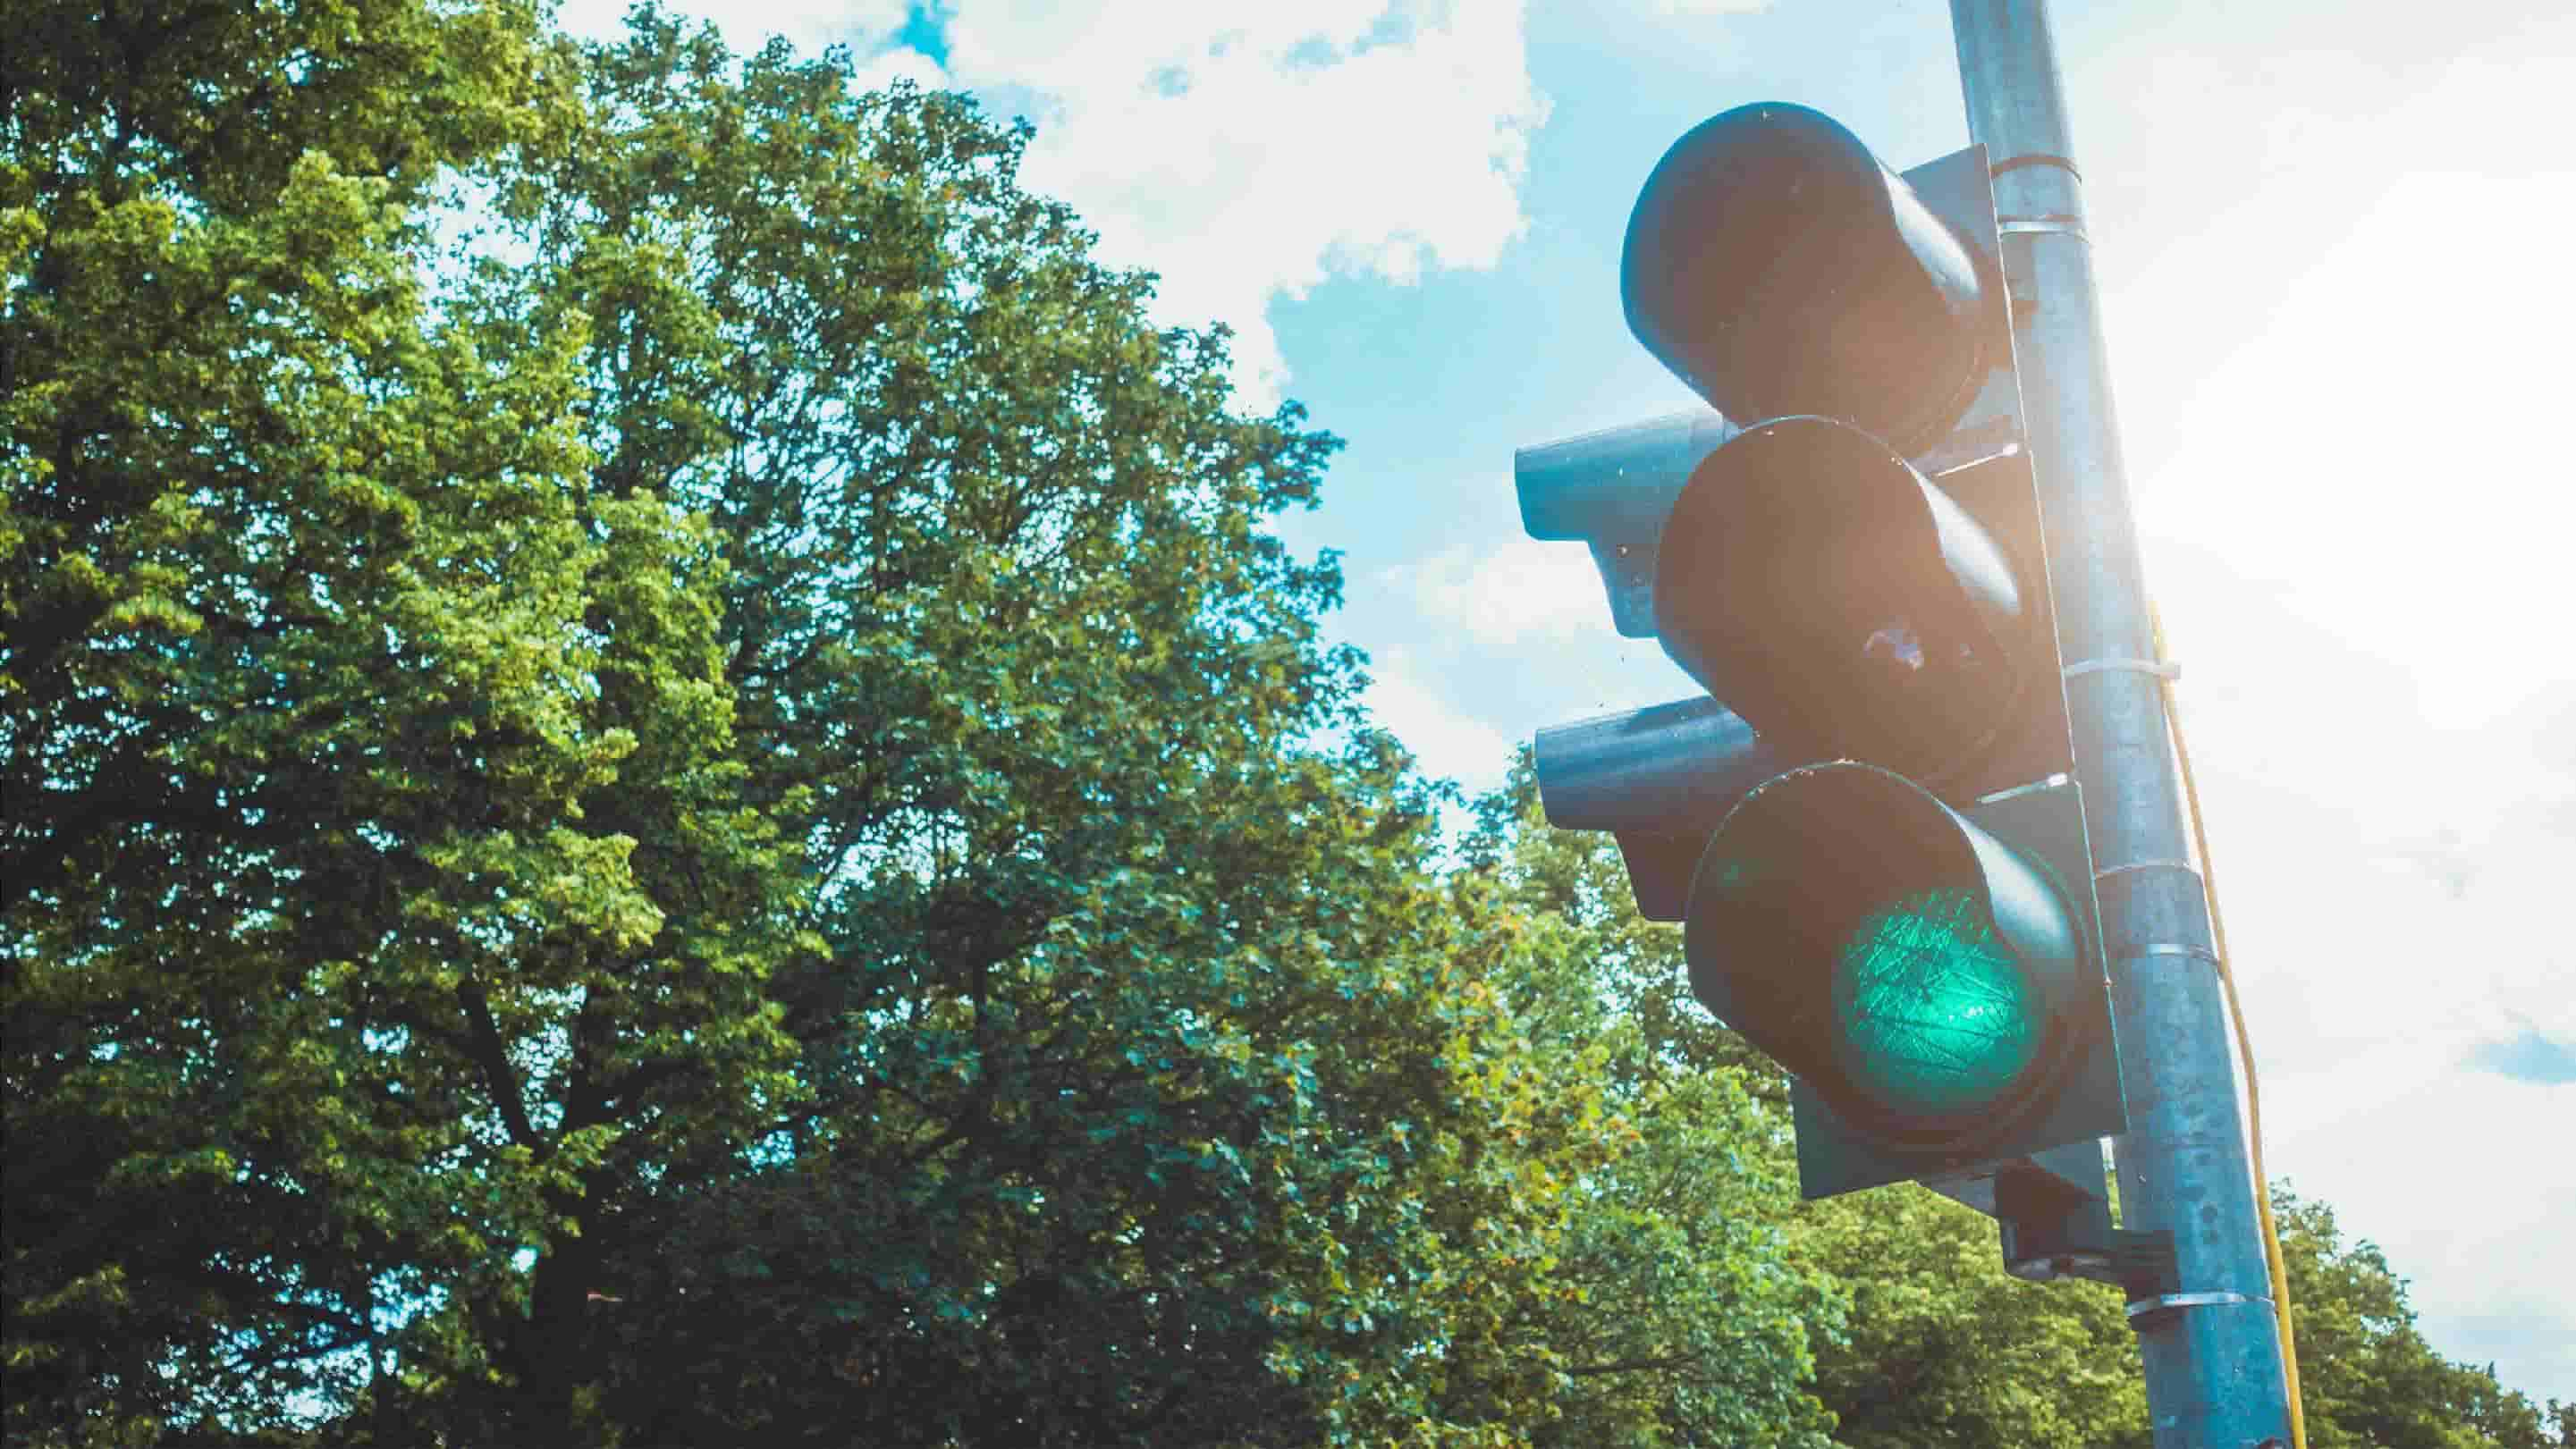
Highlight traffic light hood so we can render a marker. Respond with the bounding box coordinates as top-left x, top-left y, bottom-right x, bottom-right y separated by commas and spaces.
1515, 410, 1739, 639
1533, 695, 1796, 921
1622, 101, 1992, 454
